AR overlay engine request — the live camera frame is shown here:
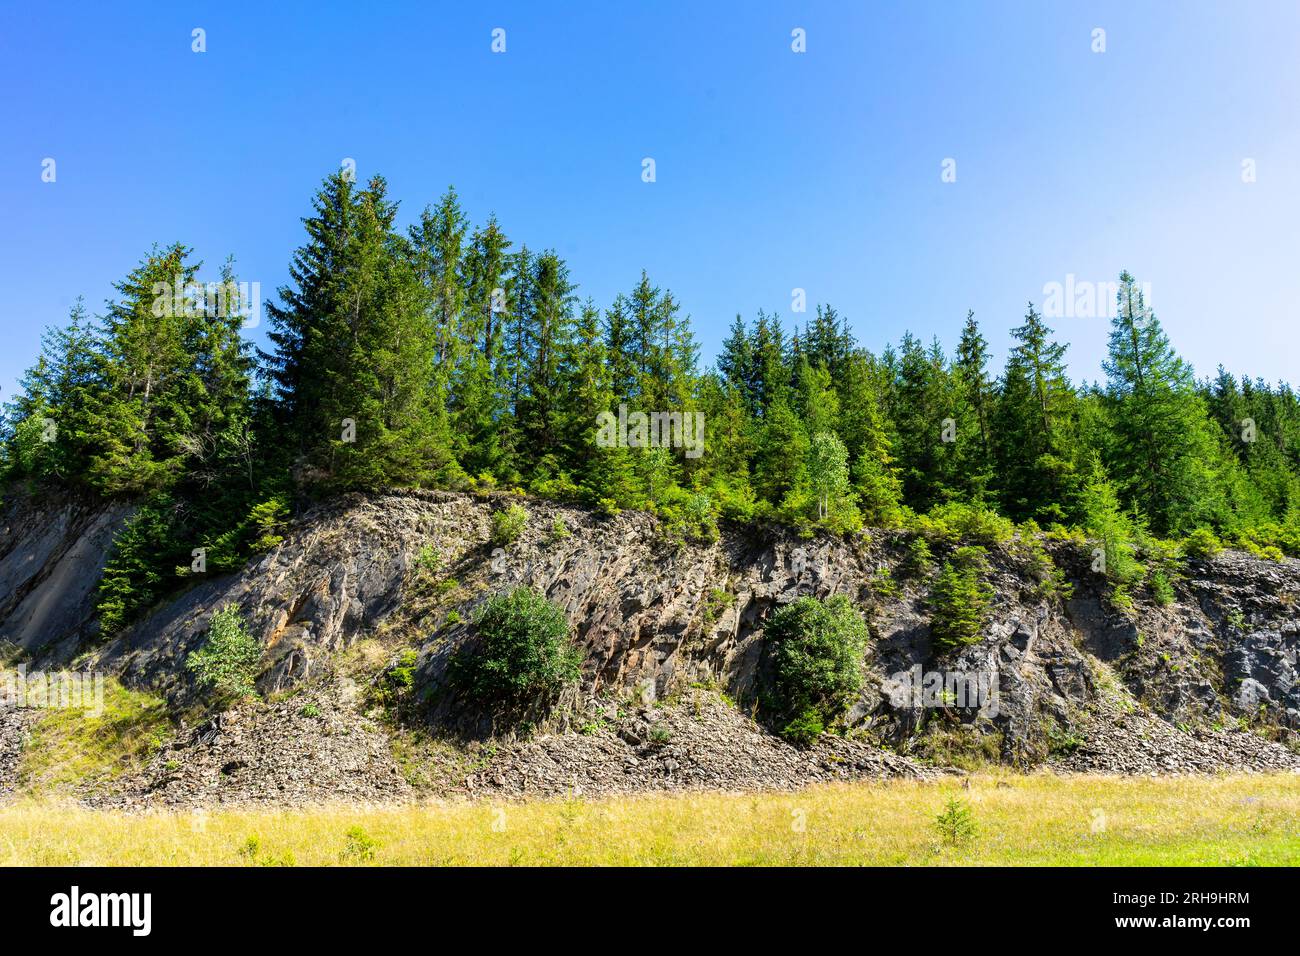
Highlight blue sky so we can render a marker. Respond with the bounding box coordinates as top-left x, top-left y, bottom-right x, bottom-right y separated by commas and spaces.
2, 1, 1298, 402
